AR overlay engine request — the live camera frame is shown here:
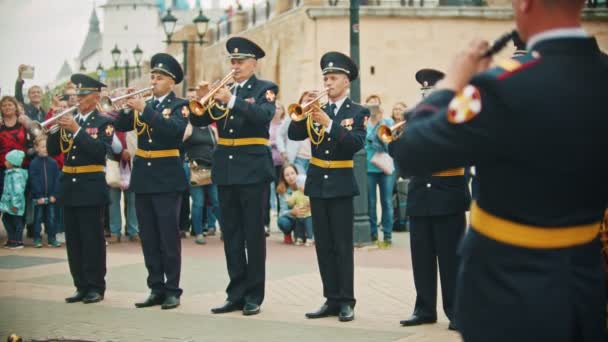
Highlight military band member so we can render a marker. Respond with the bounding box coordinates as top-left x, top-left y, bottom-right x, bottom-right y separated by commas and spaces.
399, 69, 470, 331
190, 37, 277, 316
114, 53, 188, 310
47, 74, 114, 304
289, 52, 368, 322
389, 1, 608, 340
